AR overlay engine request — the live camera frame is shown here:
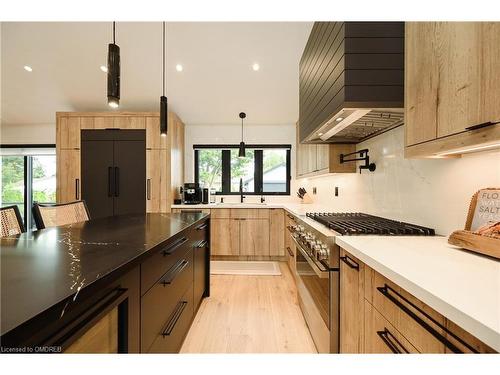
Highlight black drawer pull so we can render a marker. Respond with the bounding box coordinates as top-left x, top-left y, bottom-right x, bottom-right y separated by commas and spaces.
340, 255, 359, 270
377, 284, 475, 353
75, 178, 80, 200
162, 237, 188, 256
196, 223, 208, 231
161, 259, 189, 285
161, 301, 188, 337
196, 240, 208, 248
465, 121, 499, 131
146, 178, 151, 200
286, 246, 294, 257
377, 328, 409, 354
